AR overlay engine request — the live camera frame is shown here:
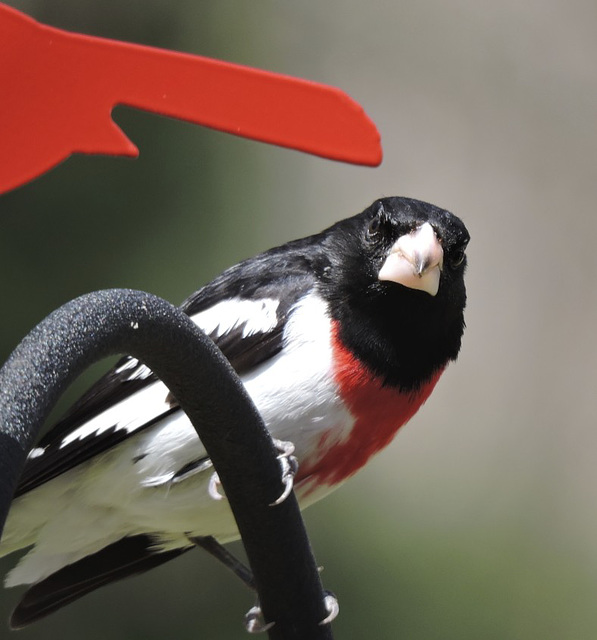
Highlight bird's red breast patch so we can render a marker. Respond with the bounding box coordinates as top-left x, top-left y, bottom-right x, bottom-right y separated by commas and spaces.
300, 321, 443, 489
